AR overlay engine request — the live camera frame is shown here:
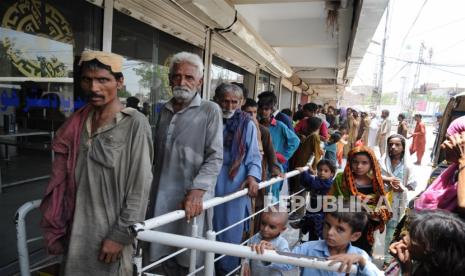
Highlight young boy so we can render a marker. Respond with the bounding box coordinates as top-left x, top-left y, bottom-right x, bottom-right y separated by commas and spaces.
251, 204, 383, 275
324, 132, 342, 167
297, 159, 336, 240
242, 210, 289, 276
